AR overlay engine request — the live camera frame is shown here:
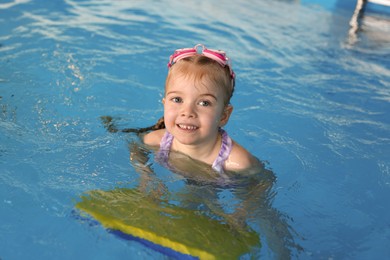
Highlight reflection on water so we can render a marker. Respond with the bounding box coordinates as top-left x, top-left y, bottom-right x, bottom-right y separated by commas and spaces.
98, 115, 302, 257
126, 135, 302, 259
347, 0, 390, 51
